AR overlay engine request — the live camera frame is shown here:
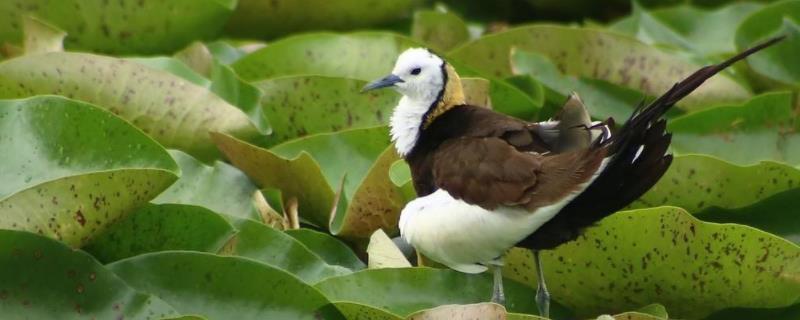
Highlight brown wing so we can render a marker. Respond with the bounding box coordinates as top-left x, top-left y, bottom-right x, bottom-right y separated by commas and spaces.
431, 136, 607, 211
